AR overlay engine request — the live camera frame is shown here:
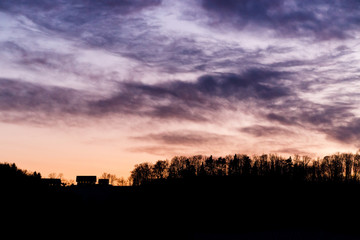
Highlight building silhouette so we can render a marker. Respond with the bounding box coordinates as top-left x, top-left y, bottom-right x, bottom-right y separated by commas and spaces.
76, 176, 96, 186
98, 179, 110, 186
41, 178, 62, 187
